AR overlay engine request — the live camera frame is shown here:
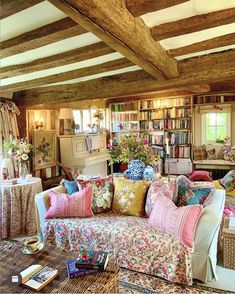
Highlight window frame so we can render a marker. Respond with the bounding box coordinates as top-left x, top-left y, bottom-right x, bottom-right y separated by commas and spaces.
201, 111, 231, 144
